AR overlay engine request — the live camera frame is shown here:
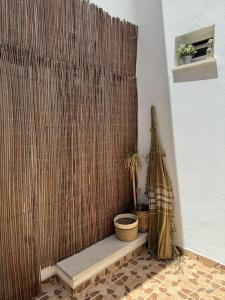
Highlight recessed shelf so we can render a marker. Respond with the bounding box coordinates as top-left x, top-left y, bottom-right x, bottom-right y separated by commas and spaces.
174, 25, 215, 67
172, 58, 218, 82
172, 58, 216, 72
